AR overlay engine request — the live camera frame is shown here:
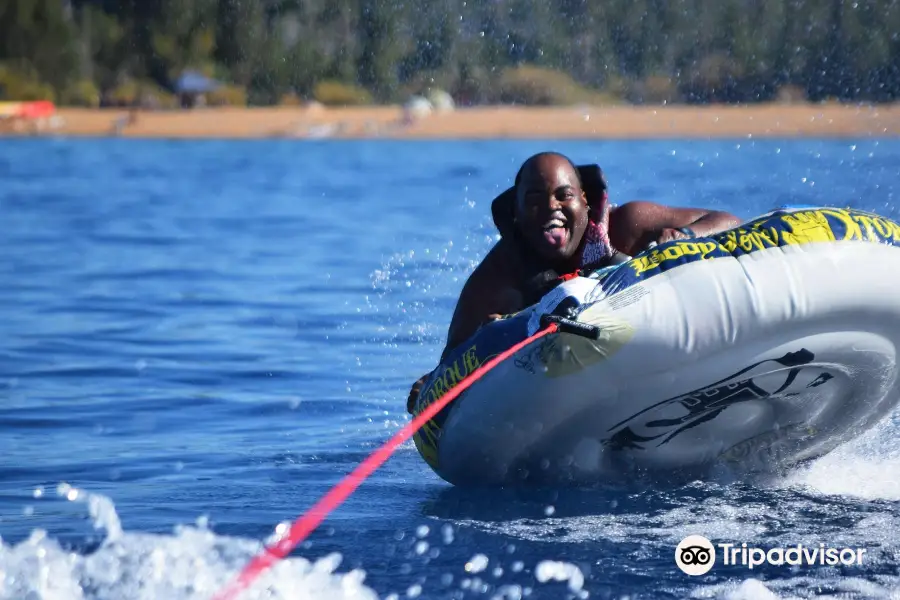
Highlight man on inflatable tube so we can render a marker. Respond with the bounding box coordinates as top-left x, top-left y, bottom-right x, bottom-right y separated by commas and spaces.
406, 152, 741, 411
